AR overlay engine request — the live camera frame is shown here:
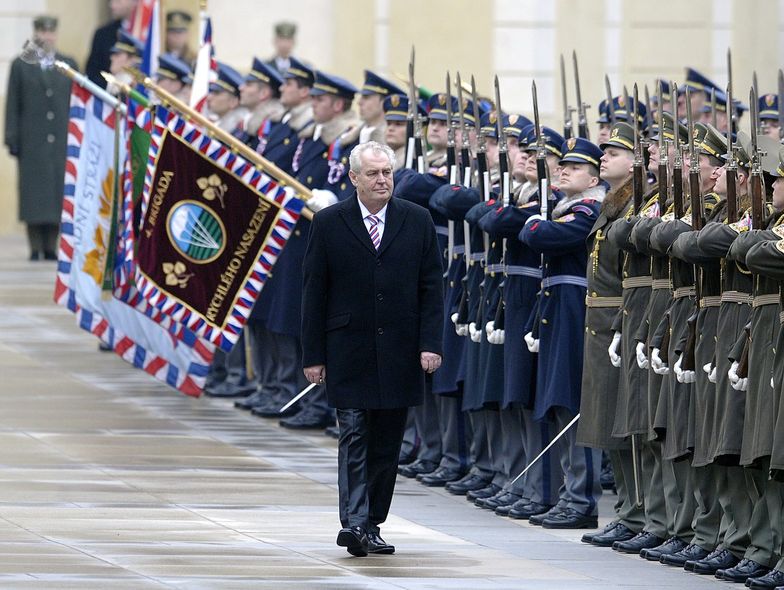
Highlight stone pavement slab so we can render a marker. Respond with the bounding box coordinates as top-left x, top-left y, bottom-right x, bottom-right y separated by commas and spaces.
0, 234, 727, 589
